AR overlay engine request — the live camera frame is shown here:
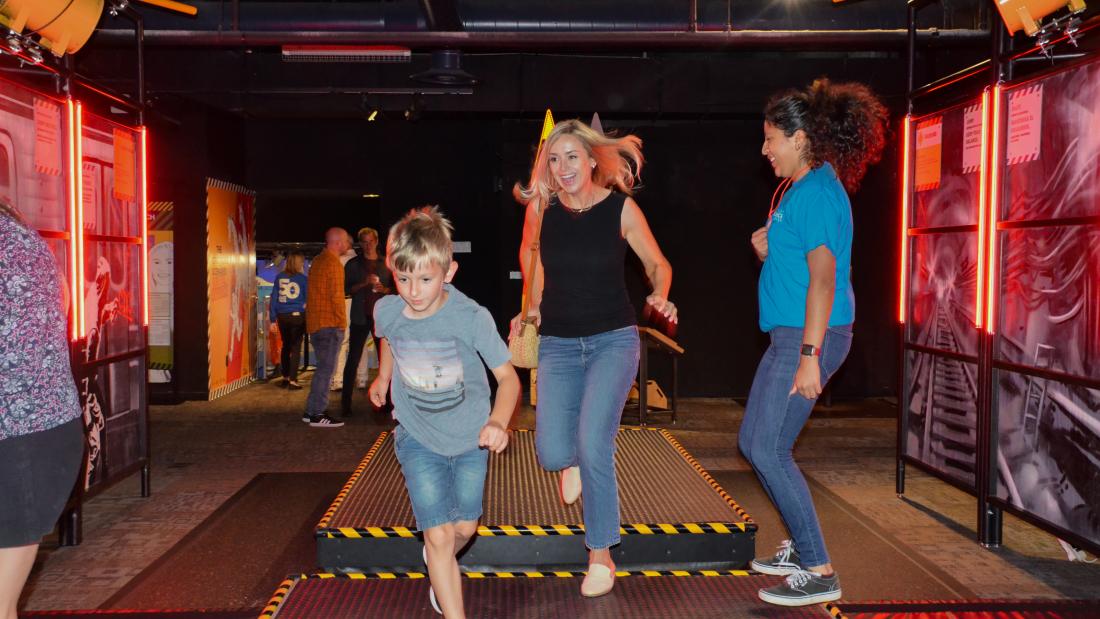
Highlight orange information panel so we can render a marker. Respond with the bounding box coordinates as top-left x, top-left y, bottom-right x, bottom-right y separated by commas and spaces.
113, 127, 136, 200
914, 117, 942, 192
